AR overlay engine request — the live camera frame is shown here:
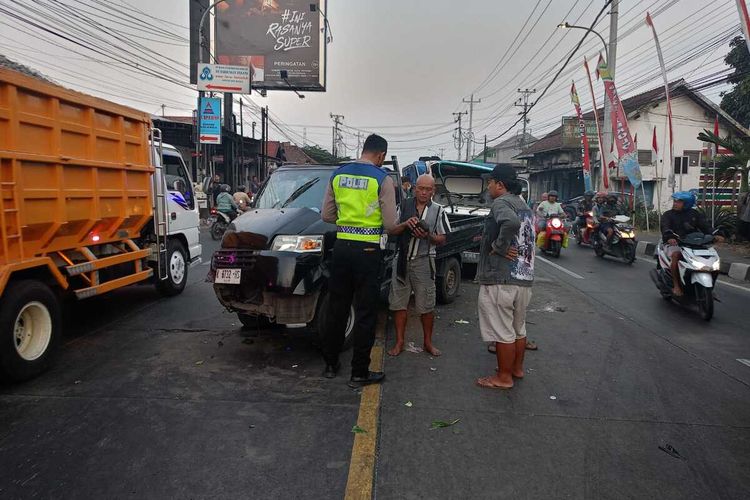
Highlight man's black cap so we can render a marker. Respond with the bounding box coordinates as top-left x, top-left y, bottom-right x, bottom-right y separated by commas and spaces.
489, 164, 517, 185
